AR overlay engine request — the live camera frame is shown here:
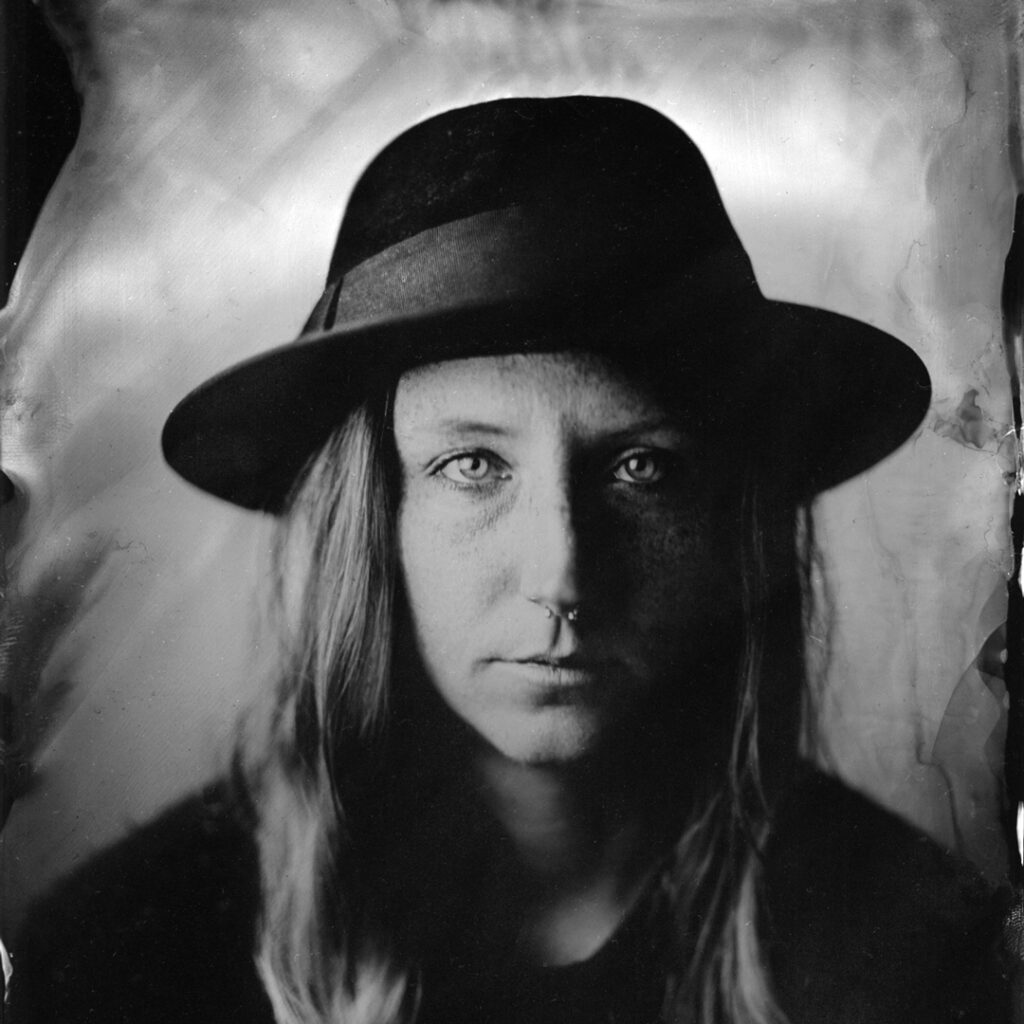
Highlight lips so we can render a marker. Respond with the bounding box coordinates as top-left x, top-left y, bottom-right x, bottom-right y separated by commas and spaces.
513, 653, 600, 669
490, 653, 612, 690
